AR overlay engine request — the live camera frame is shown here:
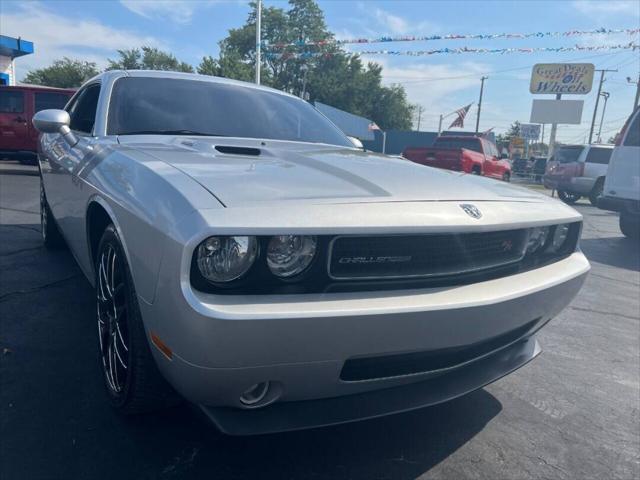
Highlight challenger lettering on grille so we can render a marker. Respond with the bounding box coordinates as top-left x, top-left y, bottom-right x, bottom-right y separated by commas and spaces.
338, 256, 412, 264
